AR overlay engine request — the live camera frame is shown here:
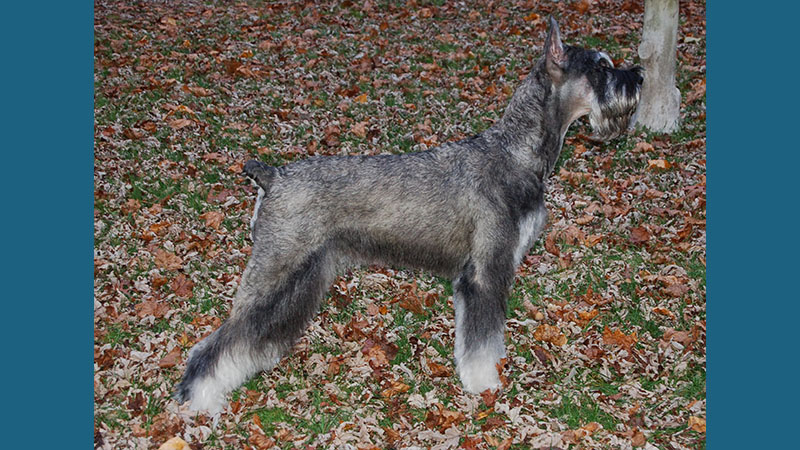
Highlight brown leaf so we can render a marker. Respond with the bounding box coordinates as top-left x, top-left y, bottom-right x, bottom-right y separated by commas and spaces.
574, 308, 599, 327
168, 118, 194, 130
153, 249, 183, 270
461, 436, 481, 450
480, 389, 497, 408
686, 78, 706, 104
662, 328, 694, 346
583, 346, 605, 360
184, 85, 213, 97
365, 345, 390, 369
533, 324, 567, 346
584, 234, 603, 247
418, 7, 433, 18
424, 403, 466, 431
652, 307, 675, 319
688, 416, 706, 433
481, 416, 506, 432
122, 198, 141, 214
632, 429, 646, 447
497, 437, 513, 450
350, 121, 368, 138
149, 413, 182, 442
428, 360, 452, 378
630, 227, 651, 245
202, 152, 228, 164
632, 141, 655, 153
648, 159, 671, 170
135, 301, 170, 319
199, 211, 224, 230
248, 429, 276, 449
158, 347, 182, 368
662, 282, 689, 298
380, 380, 410, 398
149, 221, 171, 236
533, 345, 553, 364
157, 437, 192, 450
170, 274, 194, 298
602, 327, 638, 351
574, 0, 591, 14
354, 93, 368, 103
545, 230, 560, 256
